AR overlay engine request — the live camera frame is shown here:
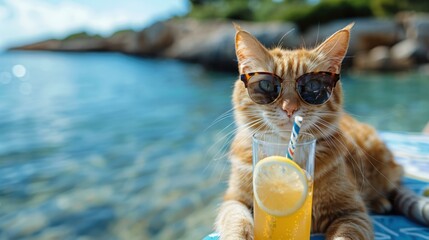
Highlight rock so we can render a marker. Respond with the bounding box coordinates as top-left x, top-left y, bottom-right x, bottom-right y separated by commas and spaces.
354, 46, 388, 71
369, 46, 391, 63
163, 19, 236, 69
59, 38, 108, 51
354, 45, 414, 71
236, 21, 301, 49
10, 38, 108, 52
136, 21, 175, 55
106, 30, 139, 53
414, 18, 429, 47
163, 19, 300, 70
304, 18, 404, 55
424, 122, 429, 135
9, 40, 62, 51
399, 12, 429, 47
418, 63, 429, 76
10, 18, 300, 71
391, 39, 428, 63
